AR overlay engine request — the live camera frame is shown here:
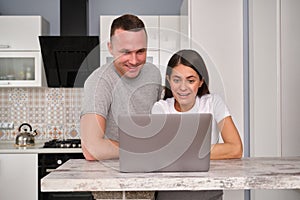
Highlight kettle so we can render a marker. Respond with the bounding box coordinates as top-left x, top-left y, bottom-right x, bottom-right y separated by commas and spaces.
15, 123, 37, 147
